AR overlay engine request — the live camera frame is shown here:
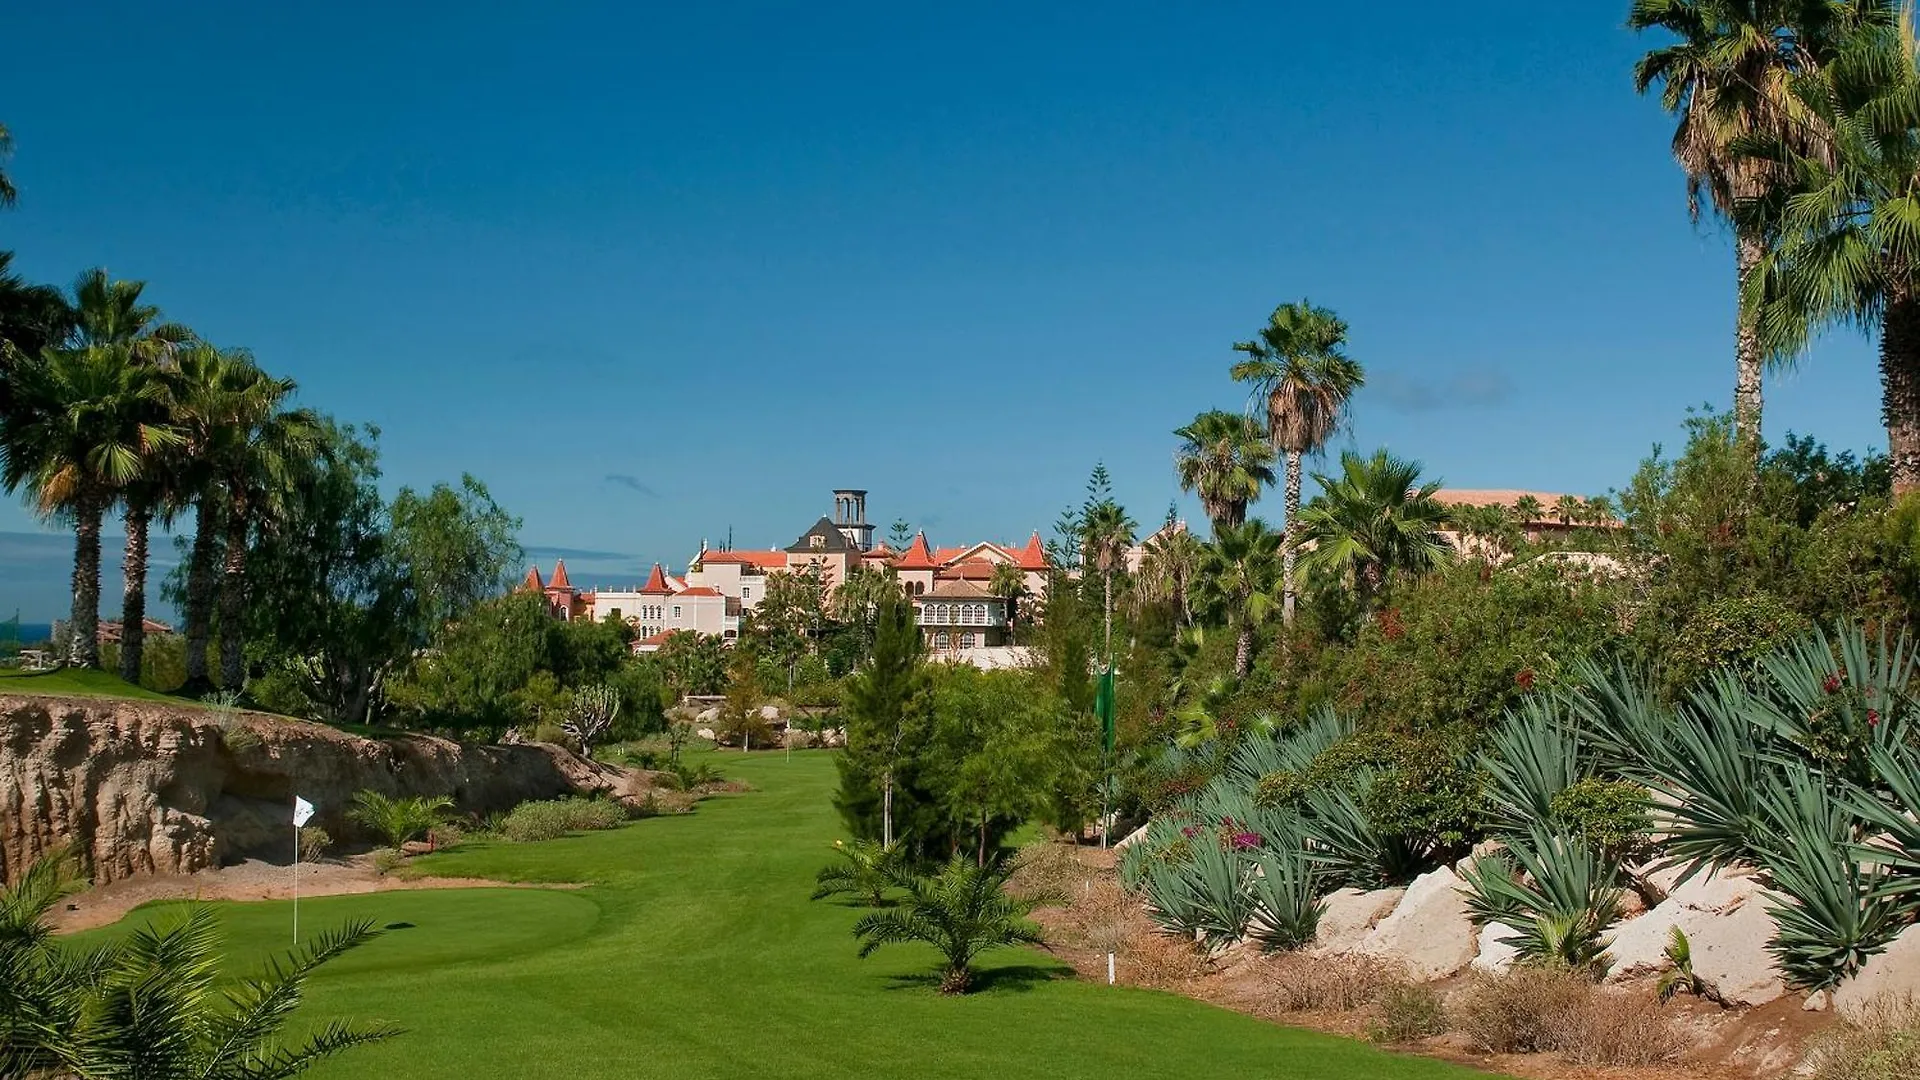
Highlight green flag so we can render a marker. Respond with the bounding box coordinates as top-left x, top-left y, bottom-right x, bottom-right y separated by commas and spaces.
1094, 665, 1116, 754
